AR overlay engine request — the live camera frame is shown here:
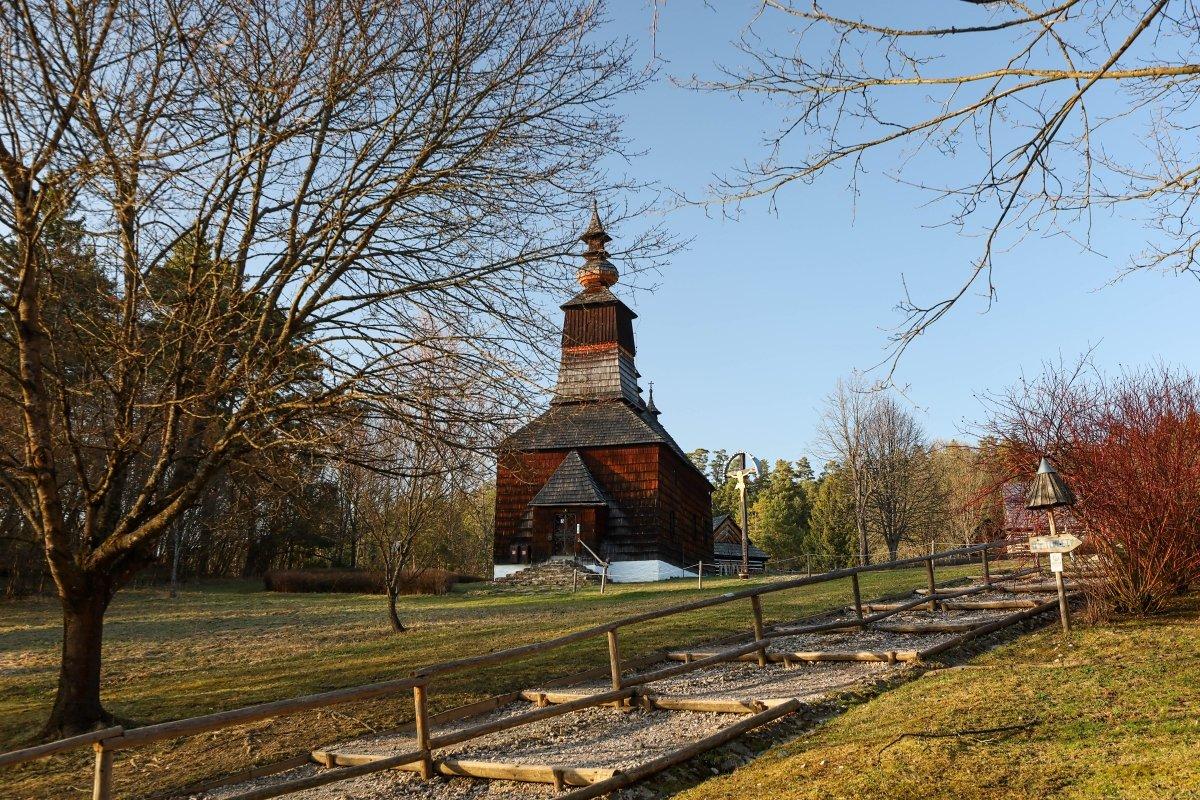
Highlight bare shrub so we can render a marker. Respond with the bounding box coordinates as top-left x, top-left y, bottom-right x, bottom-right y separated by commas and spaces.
986, 362, 1200, 614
